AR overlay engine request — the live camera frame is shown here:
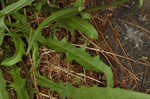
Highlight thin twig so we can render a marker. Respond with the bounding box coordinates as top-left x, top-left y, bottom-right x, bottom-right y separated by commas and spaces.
40, 44, 150, 67
39, 92, 57, 99
119, 19, 150, 34
72, 44, 150, 67
29, 54, 41, 99
52, 64, 104, 84
108, 19, 139, 85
